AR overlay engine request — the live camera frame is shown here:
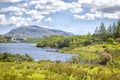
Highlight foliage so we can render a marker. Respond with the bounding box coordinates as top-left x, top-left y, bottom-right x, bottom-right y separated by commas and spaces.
37, 35, 86, 48
0, 61, 120, 80
107, 38, 115, 44
115, 38, 120, 43
97, 52, 112, 65
92, 21, 120, 43
0, 36, 15, 43
0, 52, 34, 62
36, 21, 120, 49
0, 35, 7, 43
